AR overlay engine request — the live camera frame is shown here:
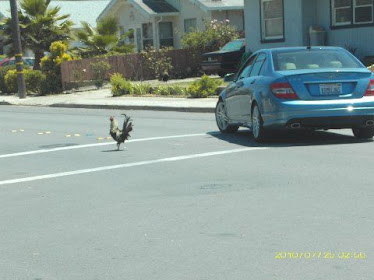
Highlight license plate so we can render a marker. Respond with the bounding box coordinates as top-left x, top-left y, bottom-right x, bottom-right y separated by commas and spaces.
319, 83, 342, 95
